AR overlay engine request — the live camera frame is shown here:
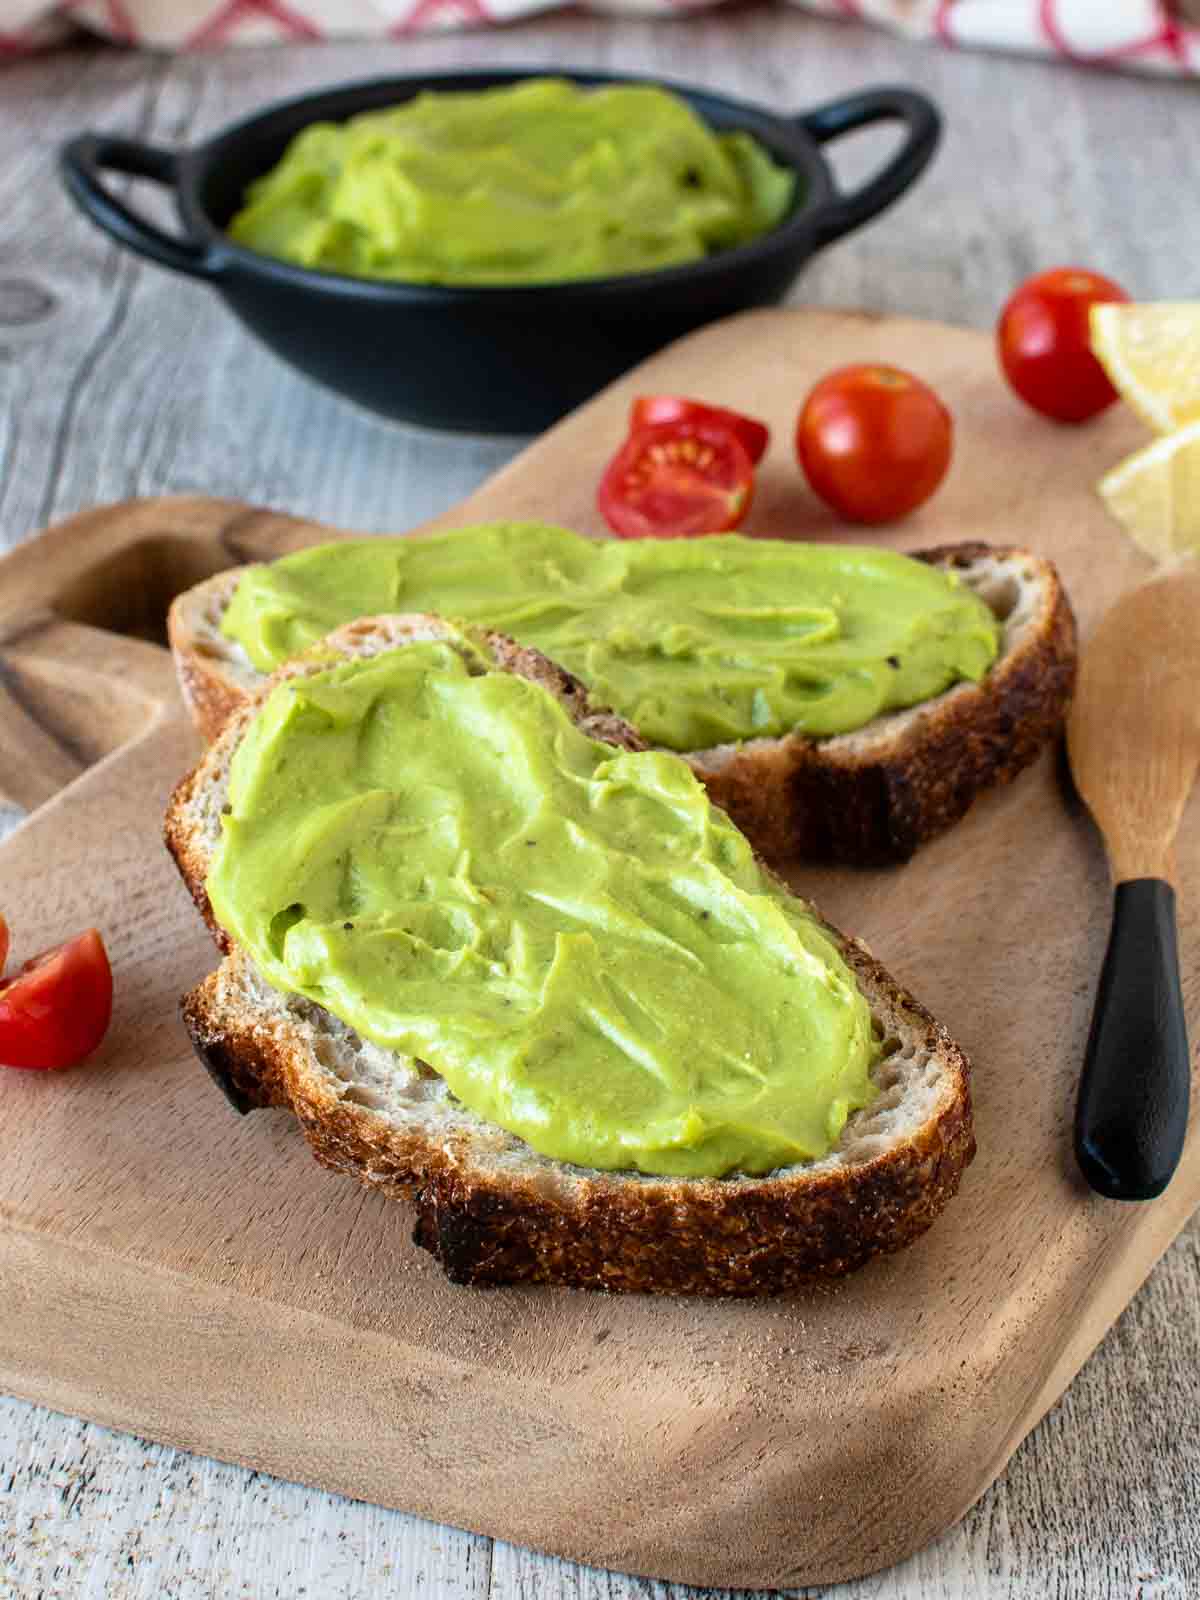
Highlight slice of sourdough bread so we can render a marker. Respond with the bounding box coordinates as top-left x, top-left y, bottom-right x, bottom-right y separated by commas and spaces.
165, 614, 975, 1297
167, 540, 1076, 866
